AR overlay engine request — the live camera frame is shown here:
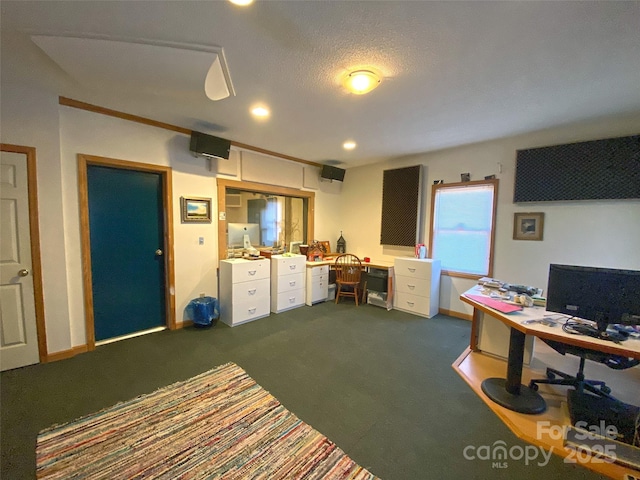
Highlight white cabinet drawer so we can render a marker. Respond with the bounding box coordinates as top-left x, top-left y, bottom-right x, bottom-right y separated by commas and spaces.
274, 290, 305, 312
313, 274, 328, 284
233, 297, 271, 325
224, 258, 270, 282
394, 258, 432, 279
309, 279, 328, 304
394, 292, 432, 316
275, 272, 304, 292
308, 264, 329, 277
272, 255, 306, 275
231, 278, 270, 304
394, 275, 431, 298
